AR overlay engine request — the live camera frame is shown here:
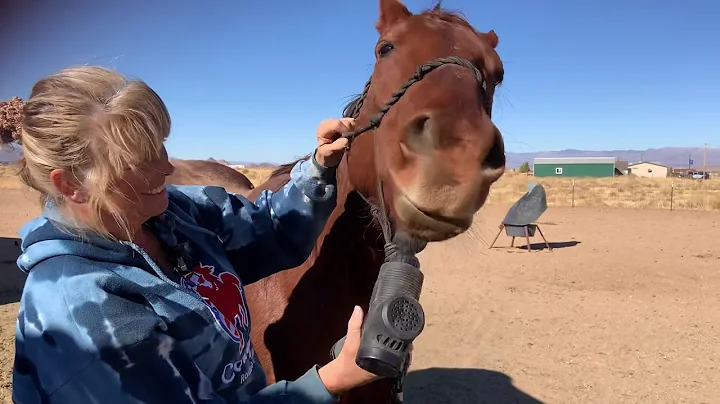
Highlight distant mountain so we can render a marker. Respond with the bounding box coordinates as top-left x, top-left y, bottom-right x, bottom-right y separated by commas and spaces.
225, 147, 720, 170
227, 161, 279, 168
7, 145, 716, 170
207, 158, 232, 166
506, 147, 720, 169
